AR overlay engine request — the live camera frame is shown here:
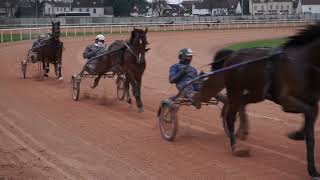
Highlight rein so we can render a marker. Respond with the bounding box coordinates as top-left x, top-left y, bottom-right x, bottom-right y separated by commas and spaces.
181, 51, 282, 90
123, 41, 144, 64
